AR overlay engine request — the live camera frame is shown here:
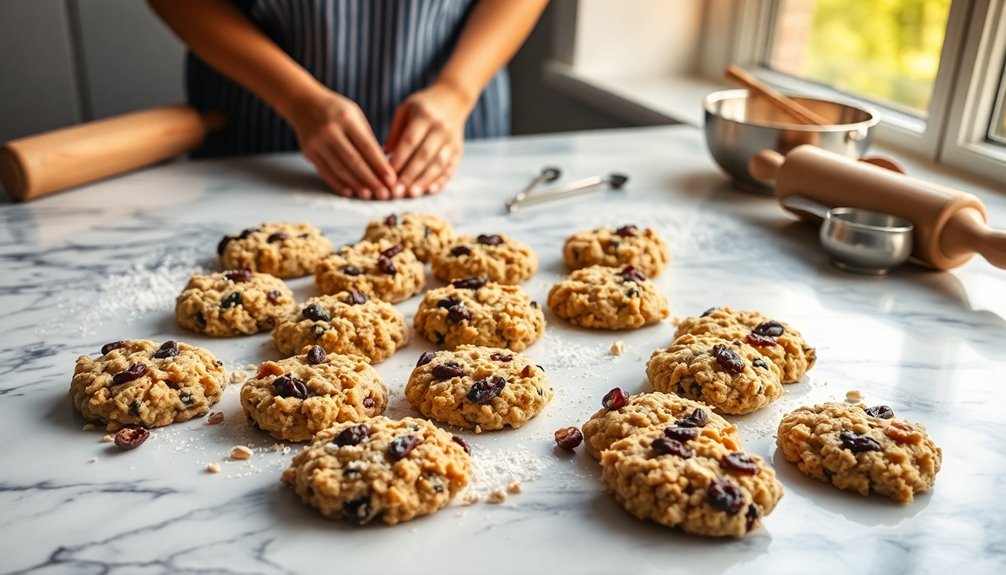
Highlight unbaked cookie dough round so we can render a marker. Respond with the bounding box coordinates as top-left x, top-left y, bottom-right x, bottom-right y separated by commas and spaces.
175, 269, 295, 336
218, 222, 332, 279
563, 224, 670, 277
430, 233, 537, 285
360, 213, 453, 262
547, 264, 669, 330
315, 240, 424, 303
